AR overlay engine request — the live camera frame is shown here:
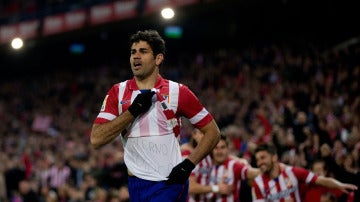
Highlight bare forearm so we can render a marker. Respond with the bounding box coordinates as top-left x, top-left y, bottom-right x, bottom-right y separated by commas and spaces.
316, 176, 341, 189
90, 111, 134, 149
316, 176, 358, 193
188, 120, 220, 164
189, 181, 212, 194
